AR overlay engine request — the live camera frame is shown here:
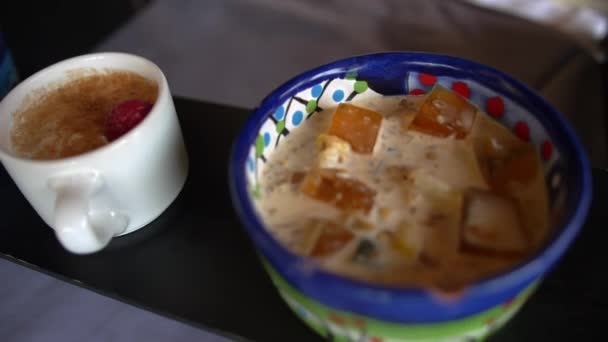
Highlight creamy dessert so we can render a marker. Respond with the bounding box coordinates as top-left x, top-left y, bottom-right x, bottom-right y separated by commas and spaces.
259, 85, 548, 291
